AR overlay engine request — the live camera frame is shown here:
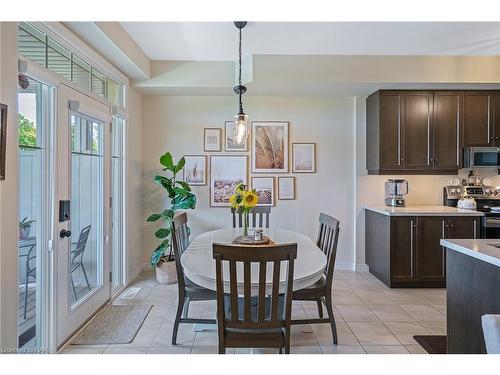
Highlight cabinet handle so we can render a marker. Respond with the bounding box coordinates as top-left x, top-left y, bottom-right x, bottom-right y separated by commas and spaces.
410, 220, 414, 277
442, 220, 446, 237
474, 220, 477, 239
488, 96, 491, 143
